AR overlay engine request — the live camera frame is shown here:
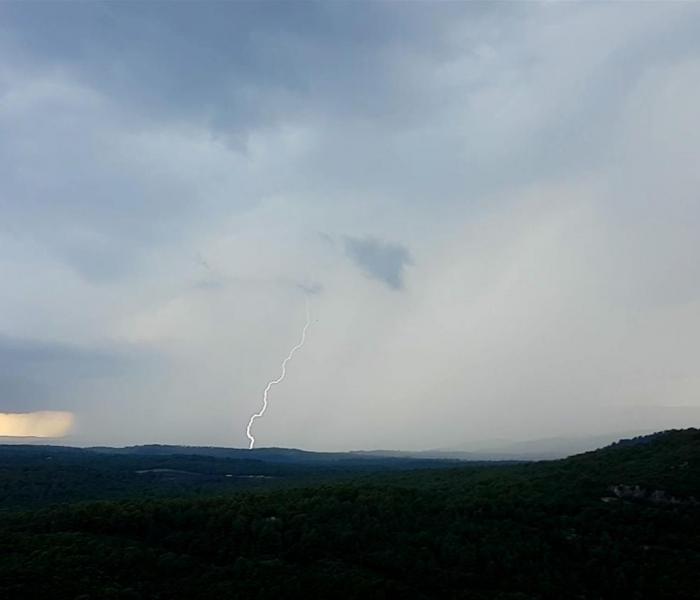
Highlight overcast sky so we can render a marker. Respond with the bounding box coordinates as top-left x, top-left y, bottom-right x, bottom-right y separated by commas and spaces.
1, 1, 699, 450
